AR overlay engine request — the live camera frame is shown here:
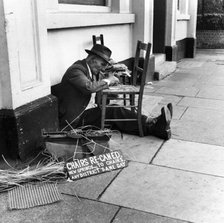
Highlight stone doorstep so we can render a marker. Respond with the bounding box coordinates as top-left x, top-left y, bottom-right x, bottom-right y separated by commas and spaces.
154, 53, 166, 67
